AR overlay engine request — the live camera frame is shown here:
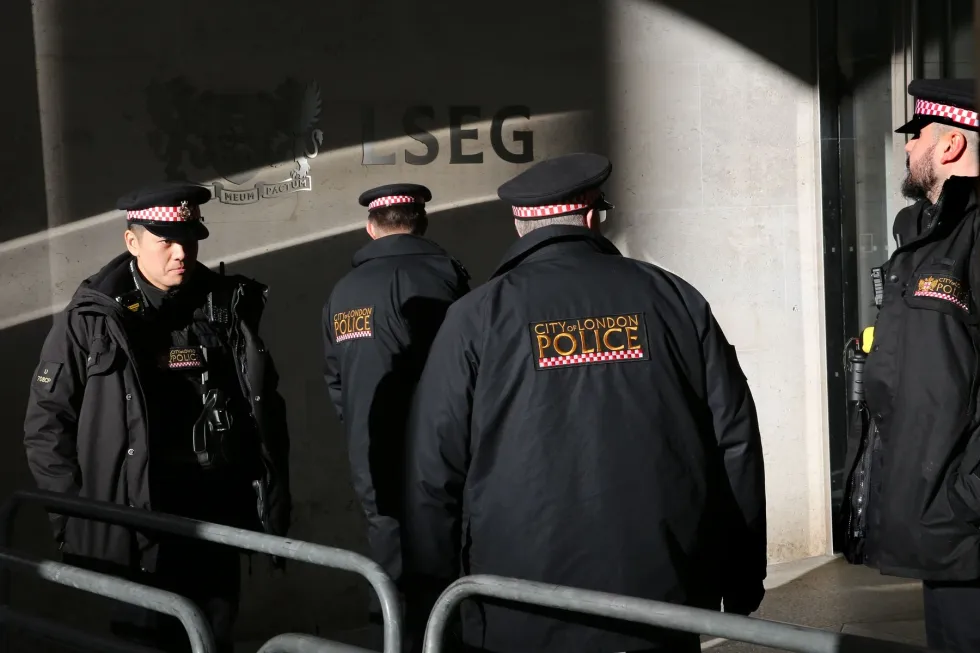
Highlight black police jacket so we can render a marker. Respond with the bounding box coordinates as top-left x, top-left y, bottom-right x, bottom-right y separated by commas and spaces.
403, 226, 768, 653
322, 233, 470, 584
23, 253, 291, 572
850, 176, 980, 581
